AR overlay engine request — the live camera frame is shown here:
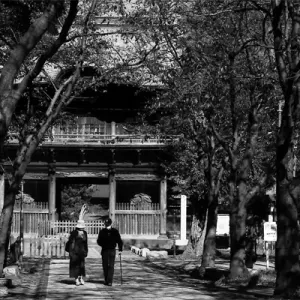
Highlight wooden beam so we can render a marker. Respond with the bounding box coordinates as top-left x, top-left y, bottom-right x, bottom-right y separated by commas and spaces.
110, 149, 116, 164
79, 149, 87, 164
22, 173, 49, 180
115, 174, 160, 181
48, 163, 56, 175
48, 148, 56, 163
55, 171, 108, 178
134, 149, 141, 165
